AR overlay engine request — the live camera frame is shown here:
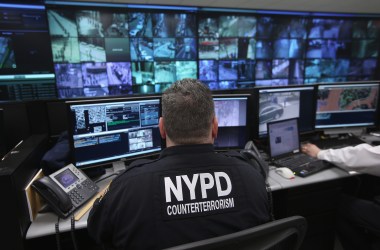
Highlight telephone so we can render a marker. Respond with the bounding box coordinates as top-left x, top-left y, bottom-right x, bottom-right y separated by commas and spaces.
32, 164, 99, 218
